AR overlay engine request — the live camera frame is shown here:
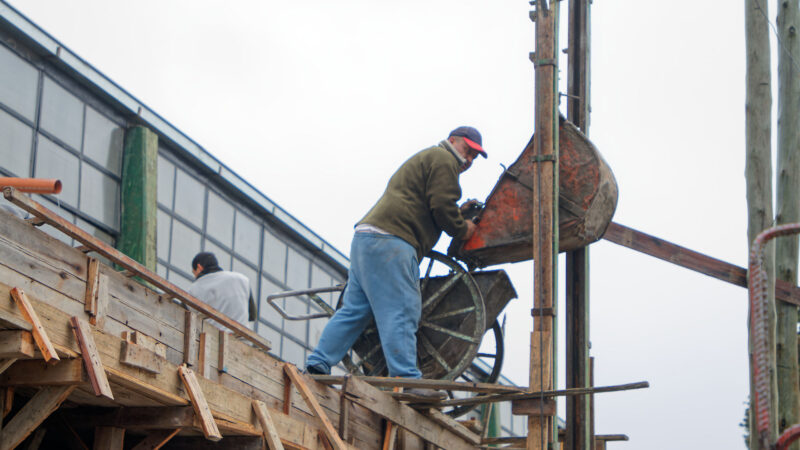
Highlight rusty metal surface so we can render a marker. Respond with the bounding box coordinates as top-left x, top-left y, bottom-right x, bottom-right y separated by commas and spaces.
448, 116, 617, 268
